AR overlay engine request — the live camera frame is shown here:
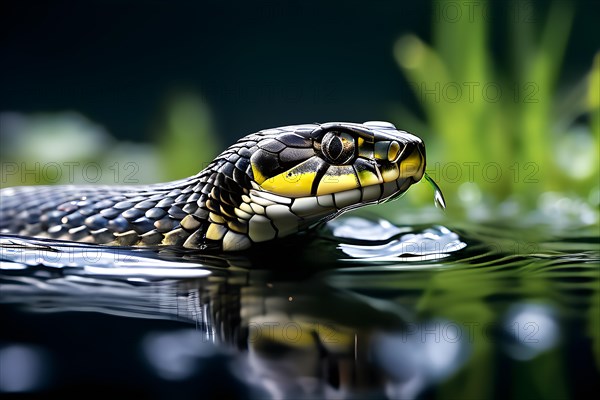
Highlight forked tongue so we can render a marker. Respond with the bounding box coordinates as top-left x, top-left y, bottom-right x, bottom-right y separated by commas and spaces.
424, 173, 446, 210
